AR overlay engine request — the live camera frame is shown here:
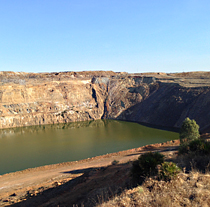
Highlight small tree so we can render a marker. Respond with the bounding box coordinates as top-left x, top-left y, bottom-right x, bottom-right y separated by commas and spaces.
180, 117, 200, 144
